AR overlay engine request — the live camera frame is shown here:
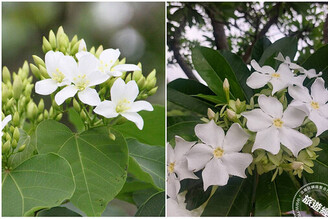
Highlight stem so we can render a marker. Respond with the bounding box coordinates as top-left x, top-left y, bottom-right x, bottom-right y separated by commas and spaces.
288, 171, 301, 189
